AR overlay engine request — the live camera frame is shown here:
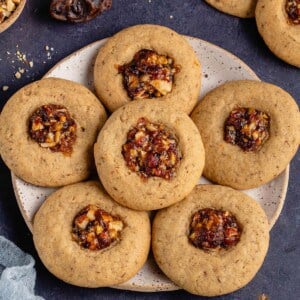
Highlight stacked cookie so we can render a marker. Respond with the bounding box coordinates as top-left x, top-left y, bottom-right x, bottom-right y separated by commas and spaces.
0, 24, 299, 296
205, 0, 300, 67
